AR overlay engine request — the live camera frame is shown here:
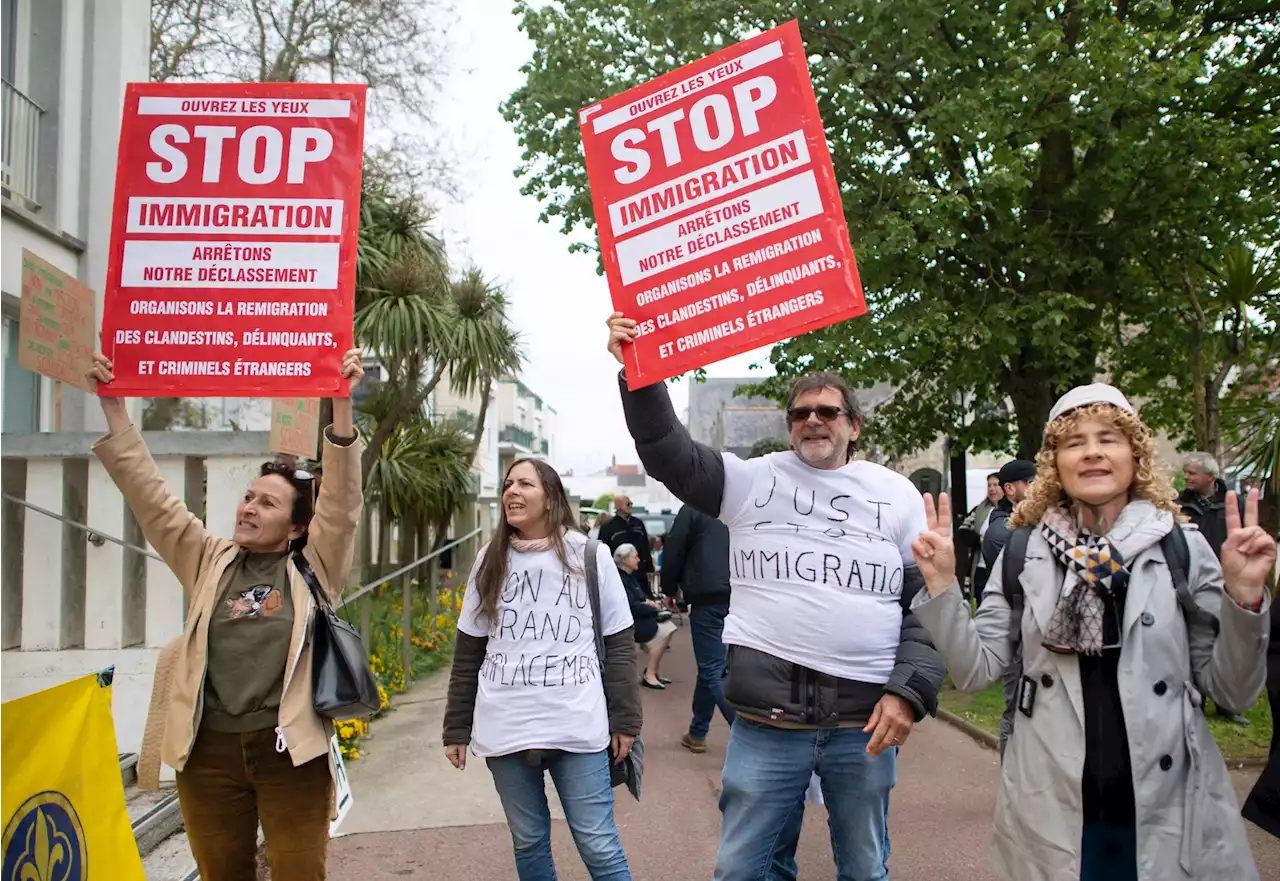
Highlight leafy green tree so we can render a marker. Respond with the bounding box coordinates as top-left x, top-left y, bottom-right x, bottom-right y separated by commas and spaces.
1115, 244, 1279, 459
593, 493, 615, 511
504, 0, 1279, 458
